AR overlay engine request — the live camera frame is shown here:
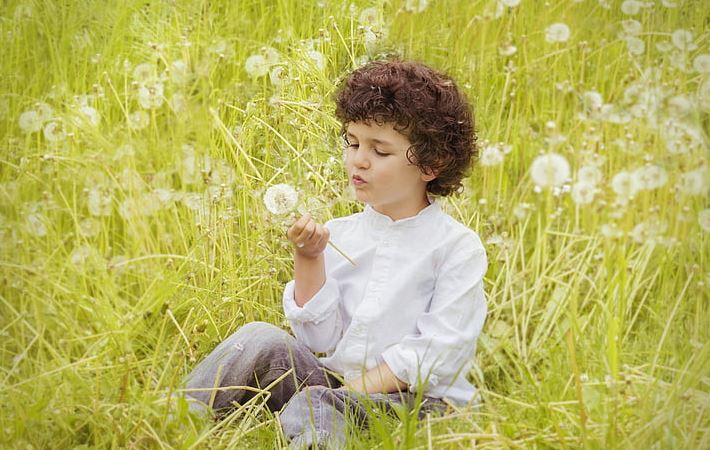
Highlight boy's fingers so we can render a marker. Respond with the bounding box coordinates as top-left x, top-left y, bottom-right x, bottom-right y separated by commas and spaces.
295, 220, 316, 245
